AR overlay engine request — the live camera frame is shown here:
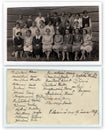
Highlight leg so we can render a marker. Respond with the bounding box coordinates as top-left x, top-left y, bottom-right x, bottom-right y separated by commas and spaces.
56, 51, 60, 59
74, 51, 78, 61
66, 52, 70, 61
20, 51, 23, 58
62, 51, 65, 61
46, 51, 50, 60
80, 50, 85, 60
15, 51, 18, 58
